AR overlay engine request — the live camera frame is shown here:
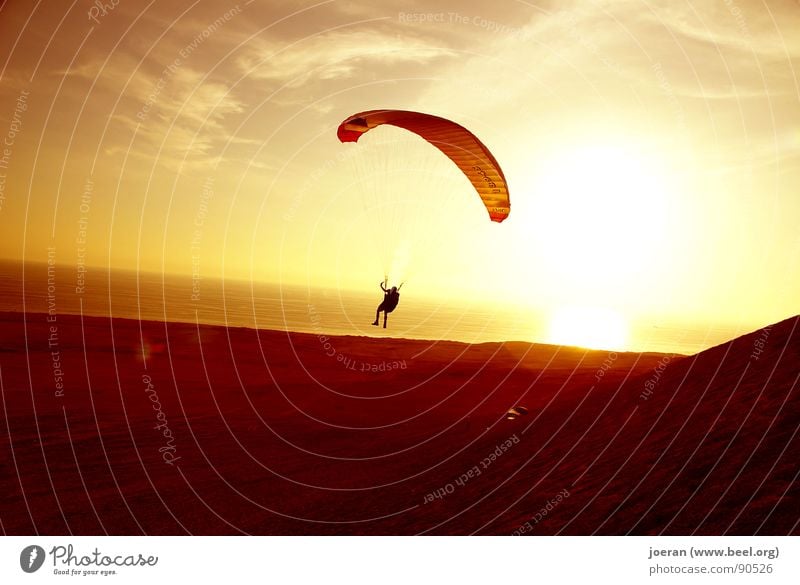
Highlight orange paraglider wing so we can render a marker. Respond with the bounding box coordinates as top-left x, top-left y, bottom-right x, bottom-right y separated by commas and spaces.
337, 110, 510, 222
